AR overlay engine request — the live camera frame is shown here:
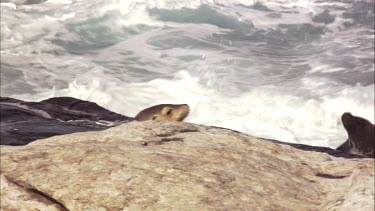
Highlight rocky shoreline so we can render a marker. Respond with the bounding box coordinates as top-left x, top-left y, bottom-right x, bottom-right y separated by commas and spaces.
1, 120, 374, 210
